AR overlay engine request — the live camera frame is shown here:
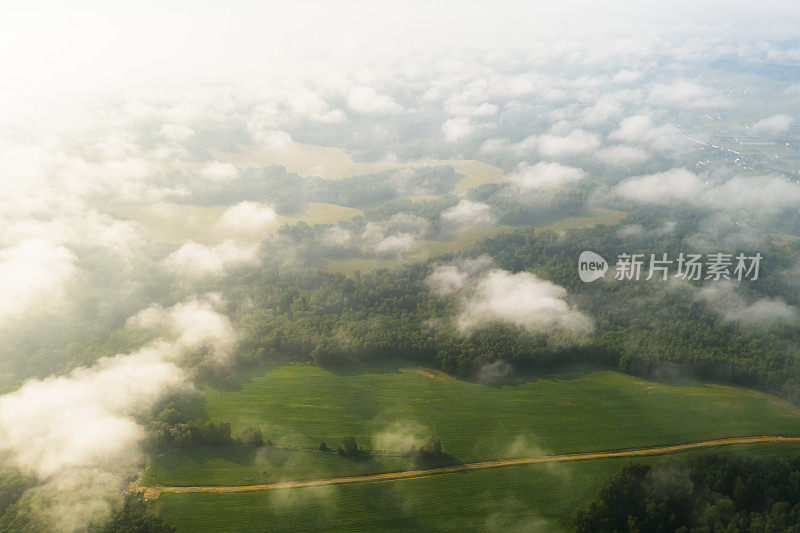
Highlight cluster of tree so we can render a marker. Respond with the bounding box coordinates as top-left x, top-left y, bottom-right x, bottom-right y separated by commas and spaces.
0, 472, 35, 532
240, 425, 264, 447
143, 400, 264, 452
339, 436, 361, 456
574, 453, 800, 532
146, 419, 234, 450
413, 438, 443, 459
